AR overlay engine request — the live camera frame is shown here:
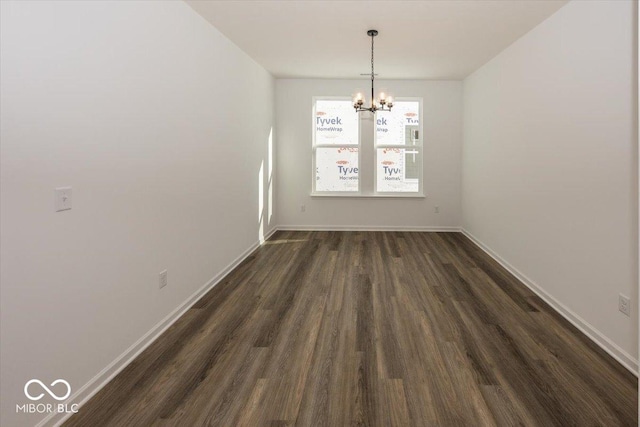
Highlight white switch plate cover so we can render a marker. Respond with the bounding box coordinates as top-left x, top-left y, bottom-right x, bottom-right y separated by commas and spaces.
159, 270, 168, 289
55, 187, 72, 212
